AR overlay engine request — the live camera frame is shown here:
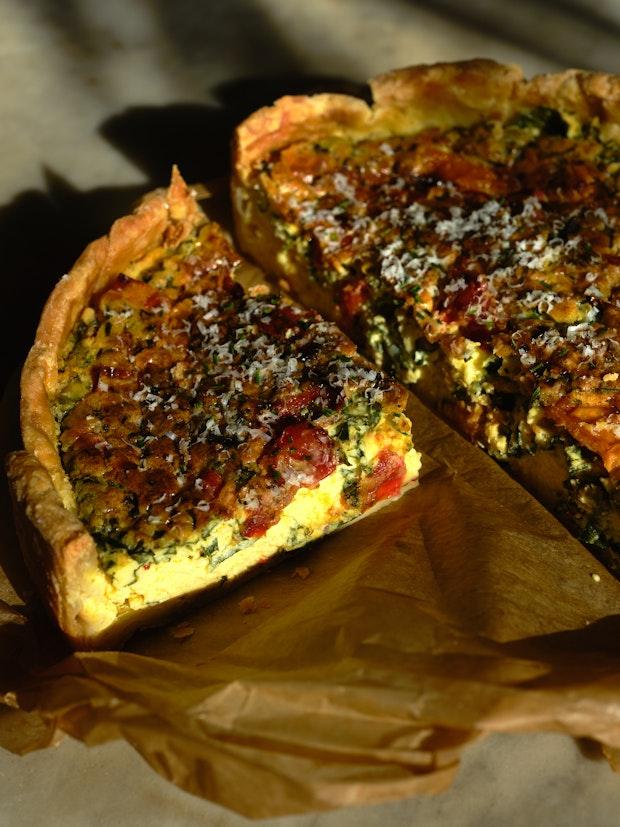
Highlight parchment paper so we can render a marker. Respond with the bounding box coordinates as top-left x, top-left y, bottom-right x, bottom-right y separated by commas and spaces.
3, 368, 620, 818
